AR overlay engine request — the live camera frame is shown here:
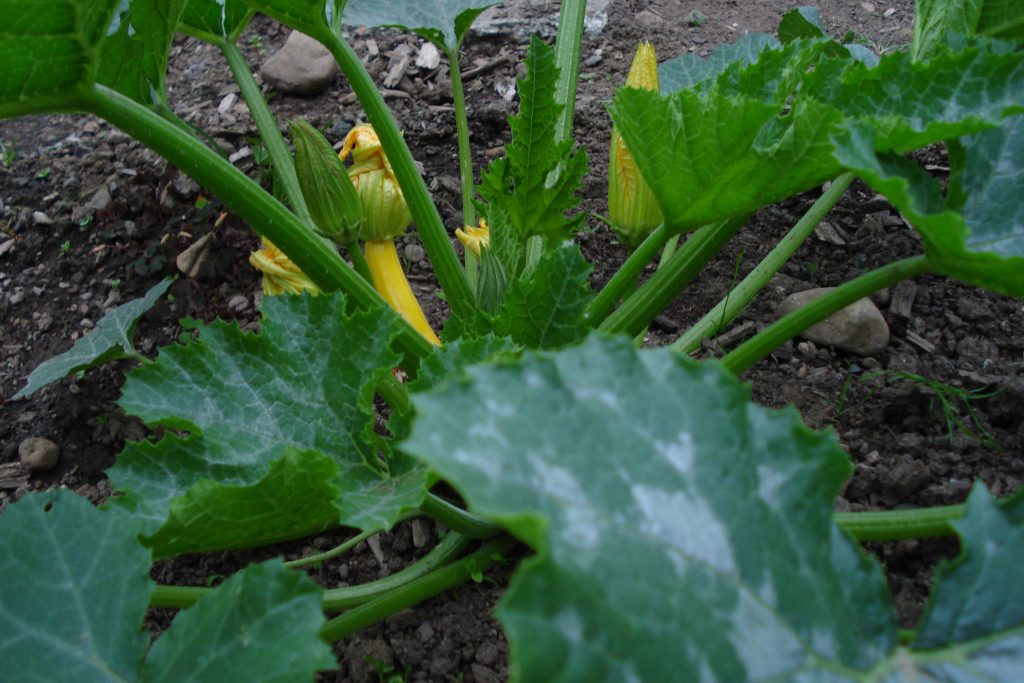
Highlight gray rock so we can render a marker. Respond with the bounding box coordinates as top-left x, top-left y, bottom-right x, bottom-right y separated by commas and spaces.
19, 437, 60, 472
403, 243, 425, 263
32, 211, 53, 225
778, 287, 890, 356
260, 31, 338, 96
